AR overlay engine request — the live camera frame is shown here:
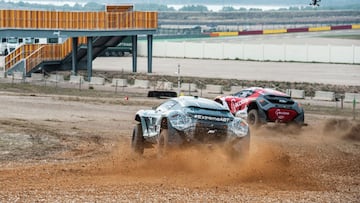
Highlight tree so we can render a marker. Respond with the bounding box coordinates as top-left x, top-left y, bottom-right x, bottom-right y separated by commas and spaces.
179, 5, 208, 12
